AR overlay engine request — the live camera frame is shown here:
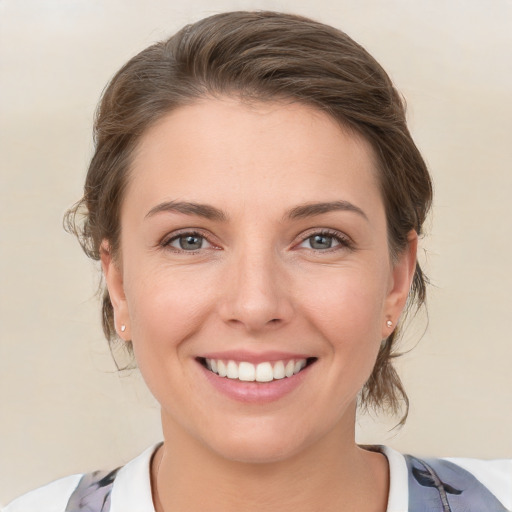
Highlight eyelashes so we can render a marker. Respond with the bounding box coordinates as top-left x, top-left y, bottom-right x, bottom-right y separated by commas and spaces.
160, 228, 354, 254
297, 229, 354, 252
161, 230, 216, 253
